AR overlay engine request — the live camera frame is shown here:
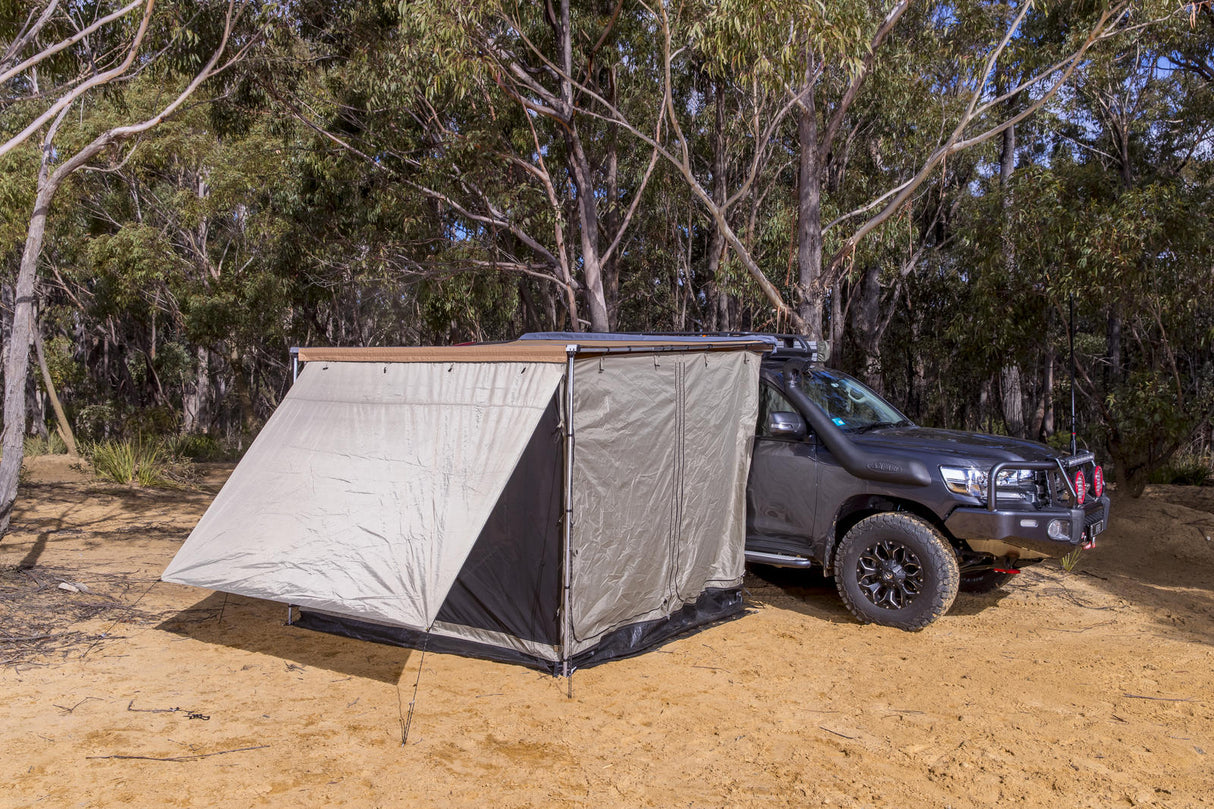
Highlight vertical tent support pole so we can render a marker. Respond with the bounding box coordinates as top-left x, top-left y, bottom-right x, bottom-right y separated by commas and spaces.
288, 347, 300, 626
561, 345, 577, 687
